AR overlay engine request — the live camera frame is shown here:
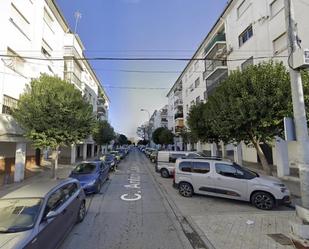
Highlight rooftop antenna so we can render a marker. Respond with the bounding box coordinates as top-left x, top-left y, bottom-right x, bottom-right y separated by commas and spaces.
74, 11, 82, 34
